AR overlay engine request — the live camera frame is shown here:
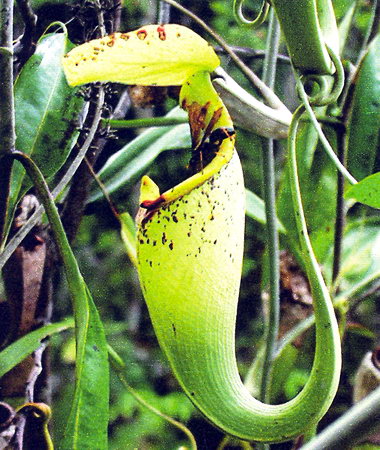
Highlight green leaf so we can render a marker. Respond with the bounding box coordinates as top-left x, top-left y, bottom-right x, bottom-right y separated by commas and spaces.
0, 318, 74, 378
346, 34, 380, 180
270, 0, 339, 74
8, 30, 84, 233
270, 344, 299, 401
60, 285, 109, 450
338, 2, 356, 55
119, 212, 137, 266
345, 172, 380, 209
88, 108, 191, 204
246, 189, 286, 233
325, 219, 380, 293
